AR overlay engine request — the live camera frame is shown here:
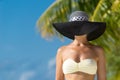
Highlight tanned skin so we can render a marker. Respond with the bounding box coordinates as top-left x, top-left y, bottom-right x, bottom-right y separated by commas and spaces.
56, 35, 106, 80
